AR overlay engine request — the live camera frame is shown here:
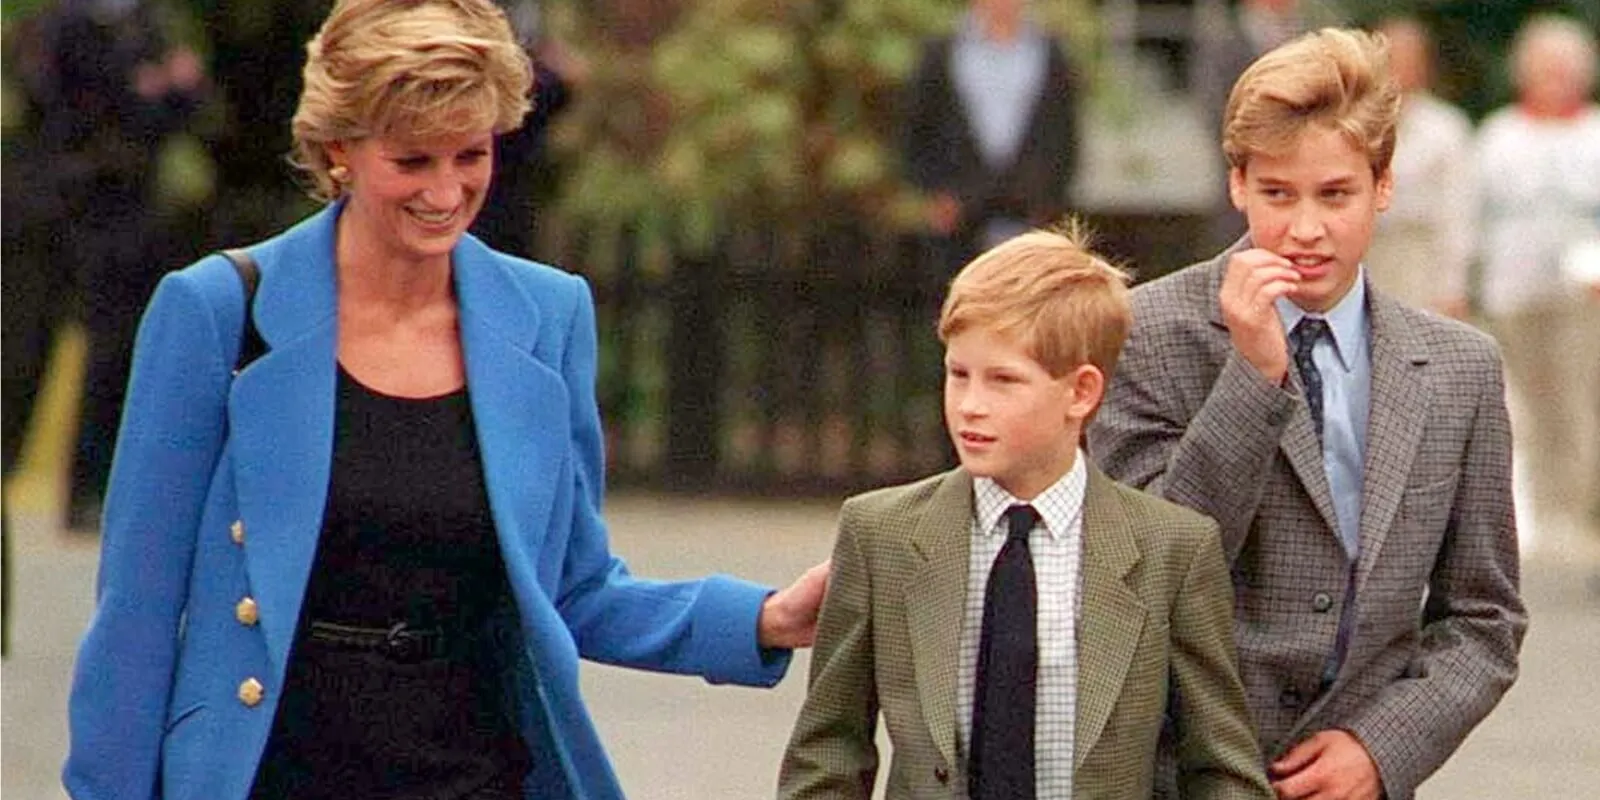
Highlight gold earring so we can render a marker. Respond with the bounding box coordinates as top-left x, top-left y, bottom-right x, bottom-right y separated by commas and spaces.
329, 164, 350, 183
